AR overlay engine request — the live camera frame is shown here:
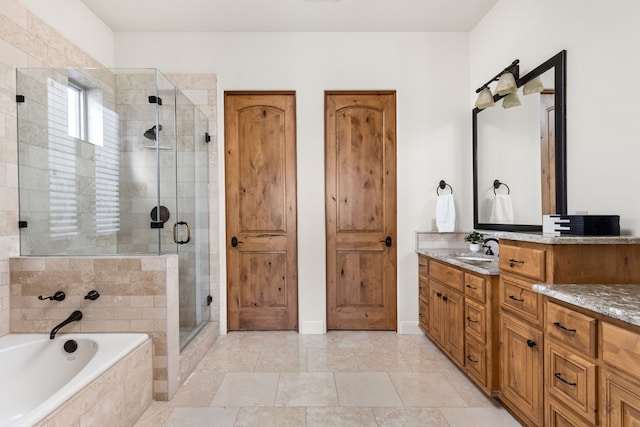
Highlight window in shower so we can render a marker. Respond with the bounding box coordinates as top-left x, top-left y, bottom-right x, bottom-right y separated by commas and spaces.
67, 81, 85, 140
